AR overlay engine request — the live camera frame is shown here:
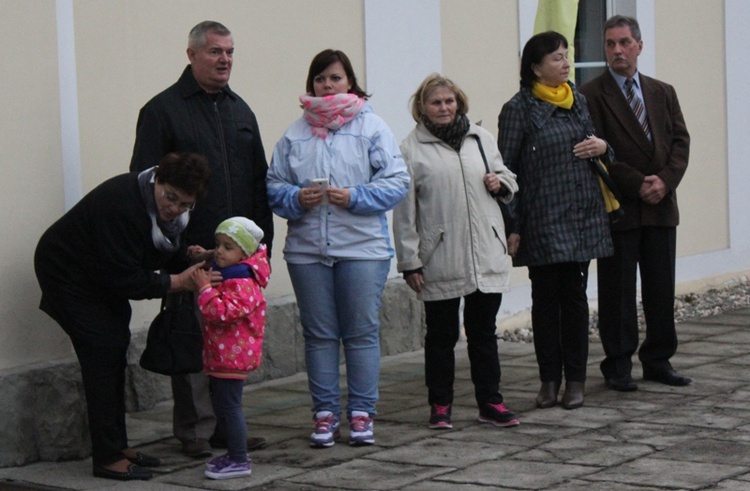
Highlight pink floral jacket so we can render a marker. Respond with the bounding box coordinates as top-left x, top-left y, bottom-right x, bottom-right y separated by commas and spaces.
197, 246, 270, 379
